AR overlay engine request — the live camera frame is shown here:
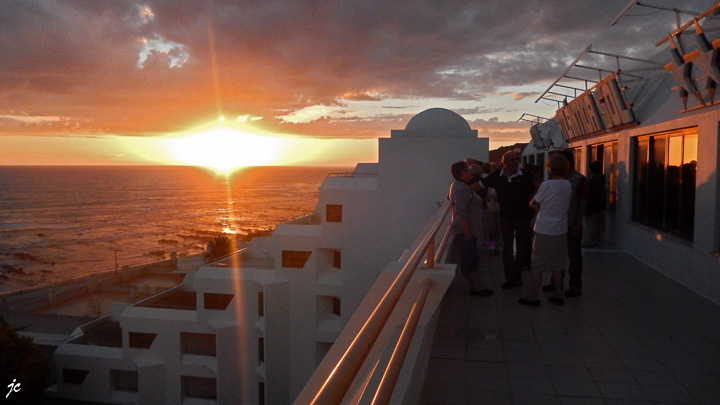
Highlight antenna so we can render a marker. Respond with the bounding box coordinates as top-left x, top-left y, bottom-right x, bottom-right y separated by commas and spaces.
610, 1, 704, 27
517, 113, 550, 124
610, 0, 638, 26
